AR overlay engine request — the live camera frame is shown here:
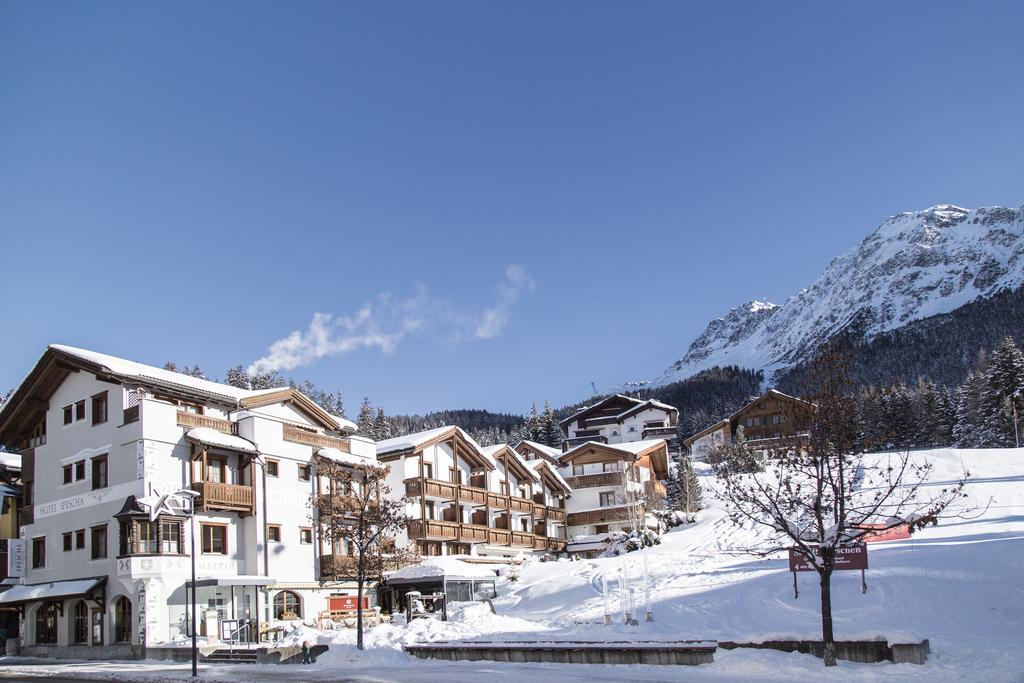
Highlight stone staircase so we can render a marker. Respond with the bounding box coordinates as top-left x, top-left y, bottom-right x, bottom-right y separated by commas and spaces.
204, 648, 259, 664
